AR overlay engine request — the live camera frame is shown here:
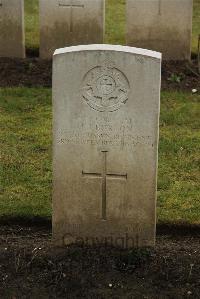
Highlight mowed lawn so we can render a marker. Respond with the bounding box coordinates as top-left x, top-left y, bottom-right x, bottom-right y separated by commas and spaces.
25, 0, 200, 54
0, 89, 199, 224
